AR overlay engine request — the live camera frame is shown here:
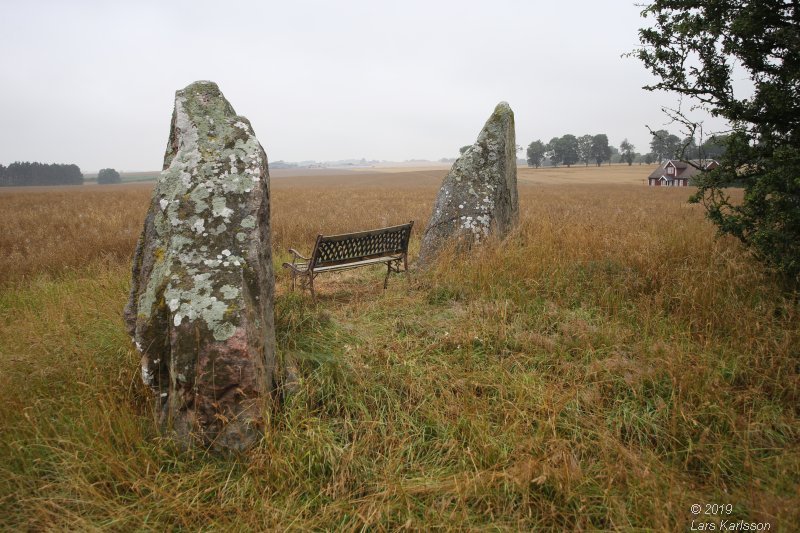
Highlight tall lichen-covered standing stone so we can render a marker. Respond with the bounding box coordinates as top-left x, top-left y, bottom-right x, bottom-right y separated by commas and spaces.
417, 102, 518, 267
124, 81, 276, 451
